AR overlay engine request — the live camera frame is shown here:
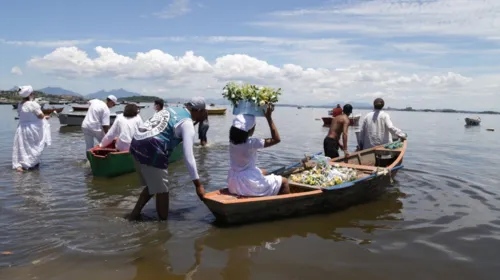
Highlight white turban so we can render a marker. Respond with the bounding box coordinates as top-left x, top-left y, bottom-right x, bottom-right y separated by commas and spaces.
18, 85, 34, 98
232, 114, 256, 132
